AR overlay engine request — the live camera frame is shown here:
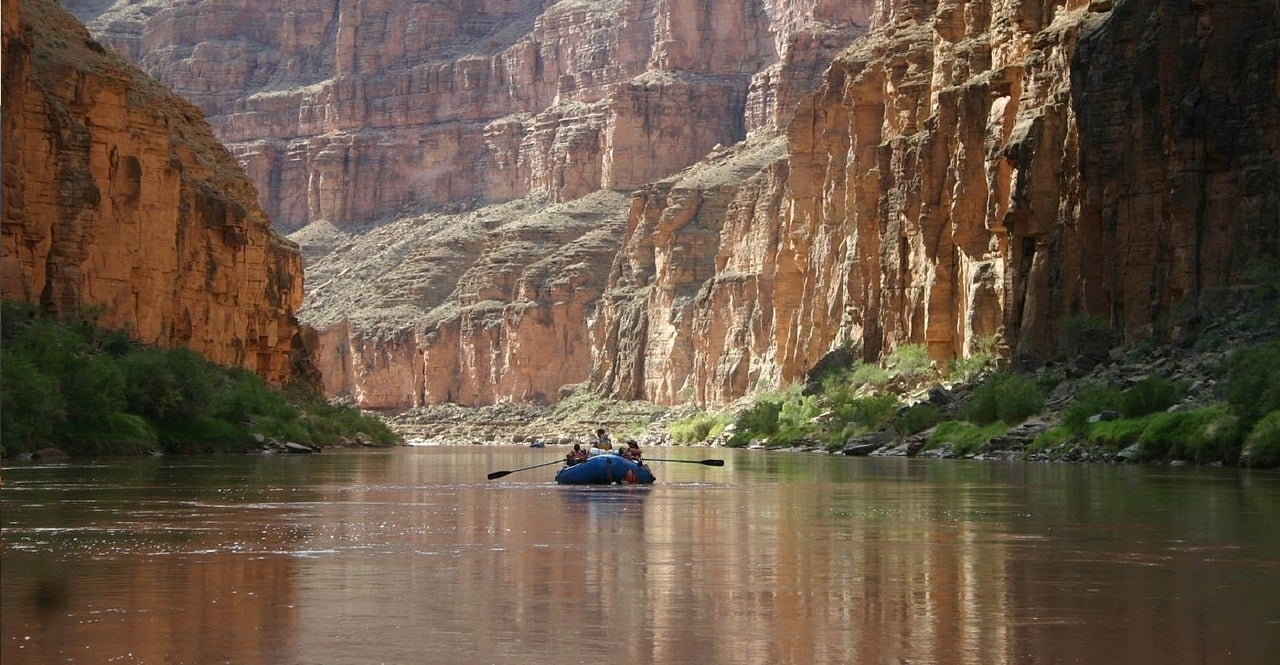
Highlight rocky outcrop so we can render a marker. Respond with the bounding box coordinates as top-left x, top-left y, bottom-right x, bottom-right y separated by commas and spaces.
2, 0, 308, 384
297, 191, 631, 408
